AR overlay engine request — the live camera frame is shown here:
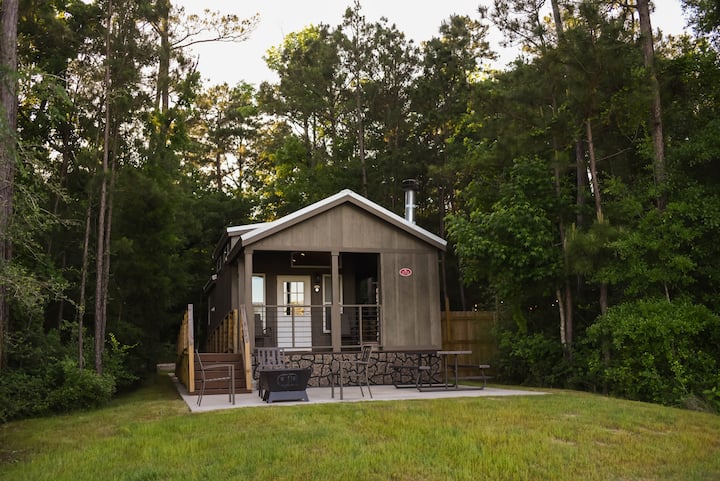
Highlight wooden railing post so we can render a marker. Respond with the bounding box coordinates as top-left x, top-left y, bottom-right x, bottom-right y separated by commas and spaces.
232, 309, 239, 353
187, 304, 195, 393
238, 305, 253, 391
